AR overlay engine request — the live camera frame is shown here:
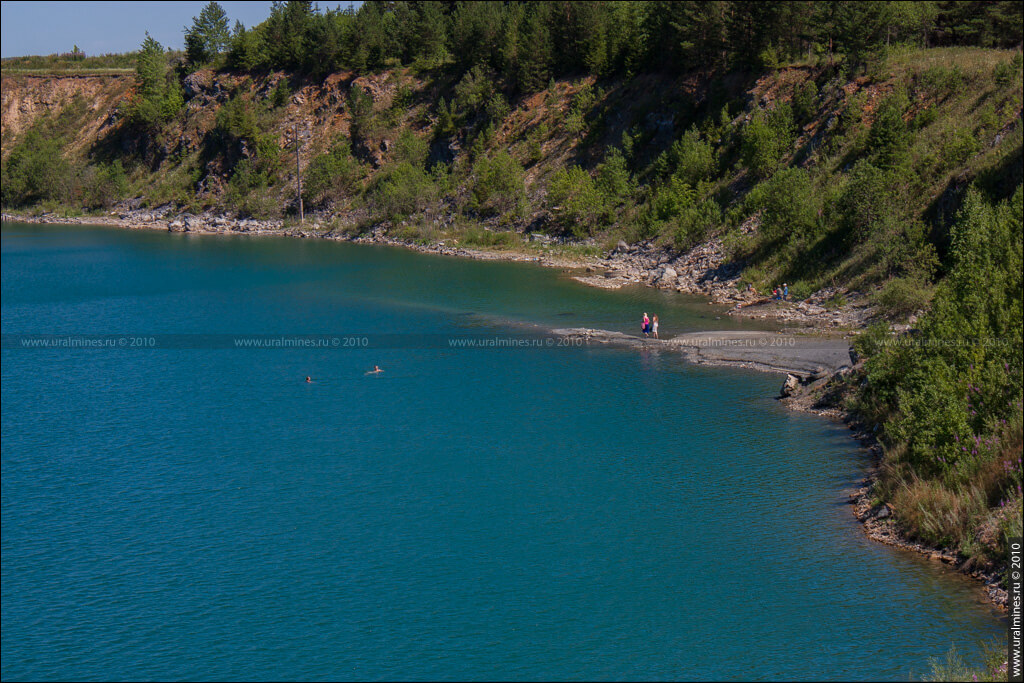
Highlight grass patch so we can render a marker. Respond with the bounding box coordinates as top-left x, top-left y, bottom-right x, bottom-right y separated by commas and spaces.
458, 225, 522, 248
